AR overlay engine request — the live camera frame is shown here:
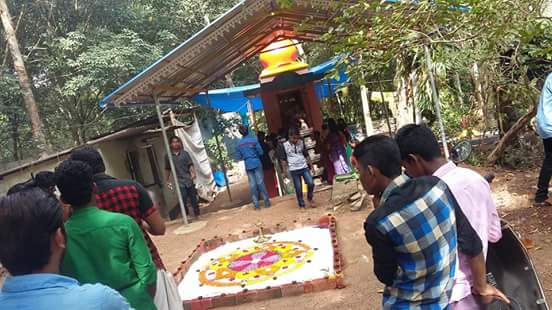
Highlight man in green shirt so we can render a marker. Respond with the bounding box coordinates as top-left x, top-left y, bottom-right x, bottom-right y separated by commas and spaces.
55, 160, 157, 310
